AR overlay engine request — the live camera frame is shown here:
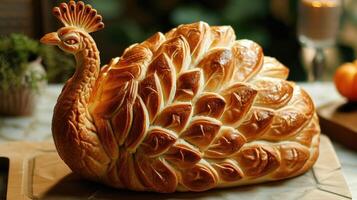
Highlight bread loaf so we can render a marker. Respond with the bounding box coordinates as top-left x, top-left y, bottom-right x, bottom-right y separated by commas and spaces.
42, 1, 320, 193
